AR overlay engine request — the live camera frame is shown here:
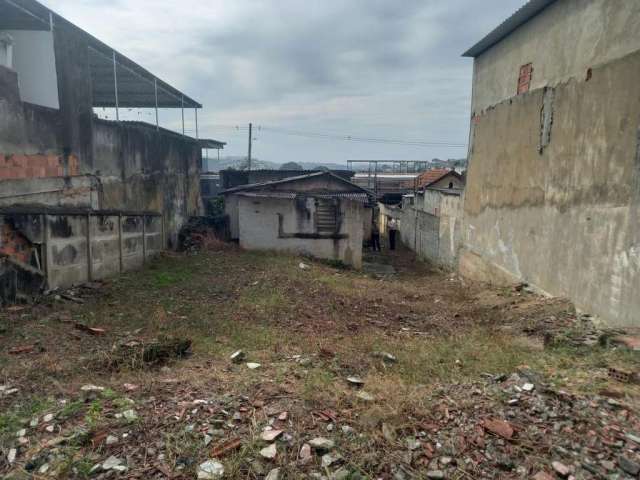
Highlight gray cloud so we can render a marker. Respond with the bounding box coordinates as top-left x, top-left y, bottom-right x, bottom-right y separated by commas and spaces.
45, 0, 525, 163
